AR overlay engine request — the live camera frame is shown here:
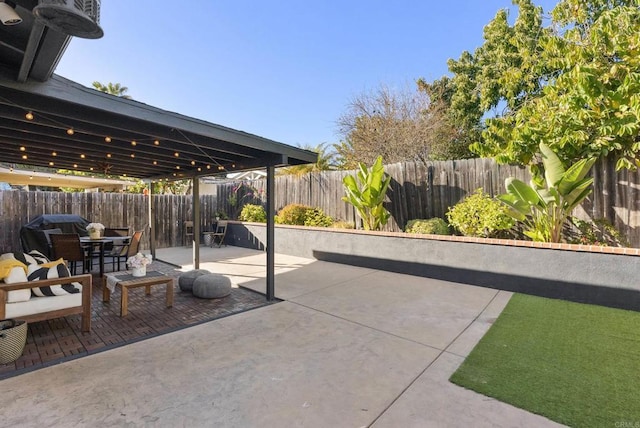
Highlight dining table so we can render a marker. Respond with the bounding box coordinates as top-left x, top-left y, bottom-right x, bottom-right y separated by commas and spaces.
80, 235, 131, 277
